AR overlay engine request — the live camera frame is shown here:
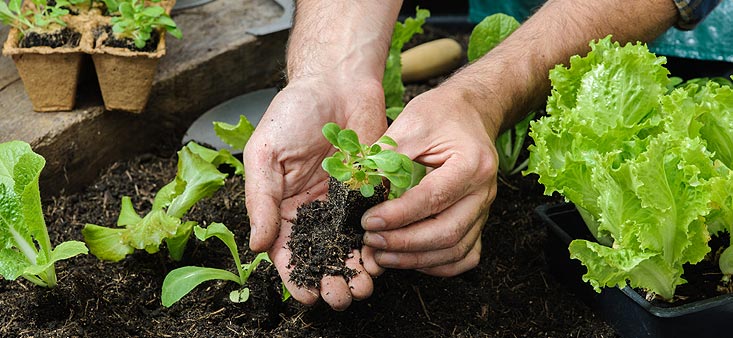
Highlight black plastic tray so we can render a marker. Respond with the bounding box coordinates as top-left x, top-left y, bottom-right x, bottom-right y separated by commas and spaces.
536, 203, 733, 338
